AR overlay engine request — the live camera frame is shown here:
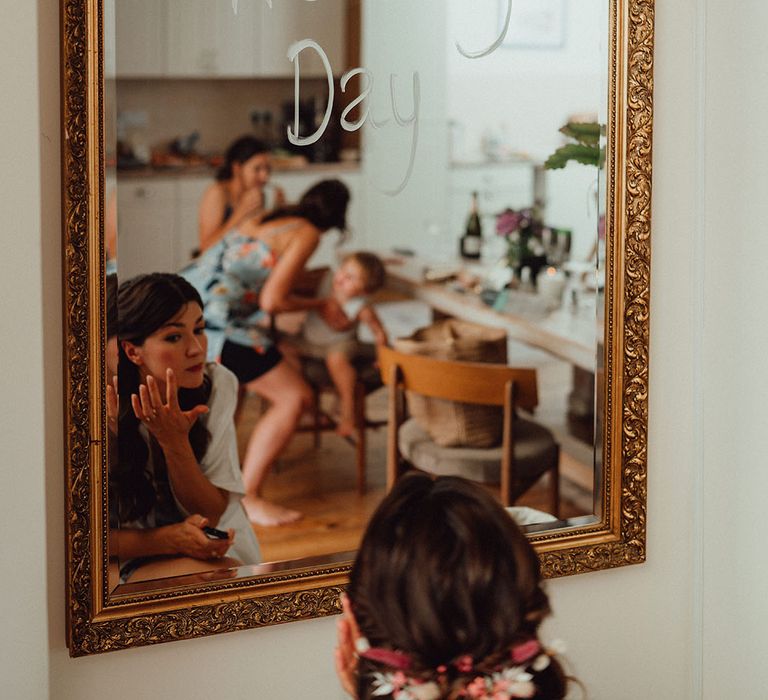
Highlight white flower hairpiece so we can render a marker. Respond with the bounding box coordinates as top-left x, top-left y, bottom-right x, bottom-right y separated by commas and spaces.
371, 671, 441, 700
